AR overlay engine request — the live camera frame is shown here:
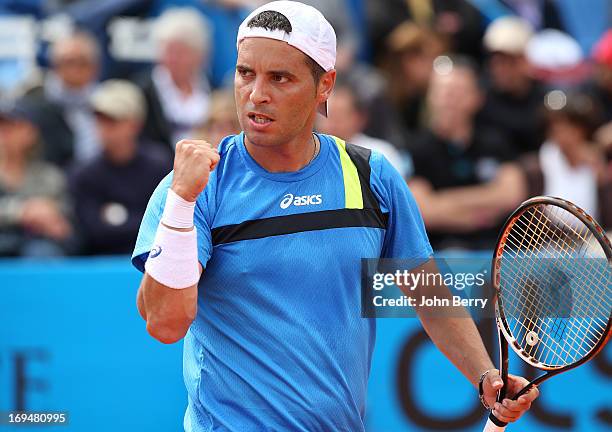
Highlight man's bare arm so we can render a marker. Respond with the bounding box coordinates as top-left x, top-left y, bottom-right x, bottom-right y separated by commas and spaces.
136, 262, 201, 344
407, 259, 494, 386
136, 139, 218, 344
401, 259, 539, 422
